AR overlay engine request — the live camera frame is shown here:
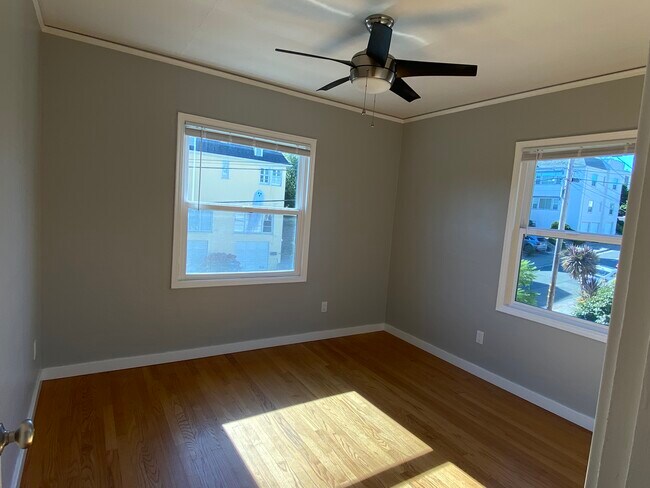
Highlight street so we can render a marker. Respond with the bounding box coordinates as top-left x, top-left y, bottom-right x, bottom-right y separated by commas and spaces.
522, 242, 620, 316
